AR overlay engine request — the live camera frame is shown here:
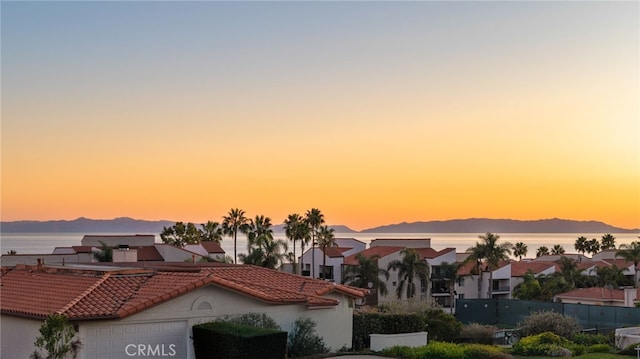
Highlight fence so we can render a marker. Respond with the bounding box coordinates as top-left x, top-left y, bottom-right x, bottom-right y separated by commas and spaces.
456, 298, 640, 331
